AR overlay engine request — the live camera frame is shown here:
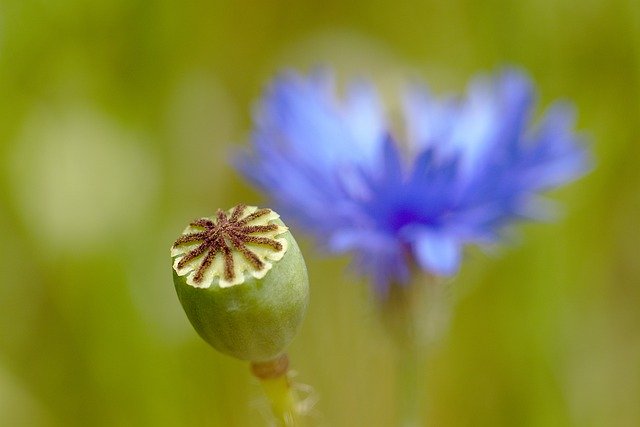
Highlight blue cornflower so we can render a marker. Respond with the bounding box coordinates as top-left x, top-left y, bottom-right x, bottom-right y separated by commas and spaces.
237, 68, 590, 293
